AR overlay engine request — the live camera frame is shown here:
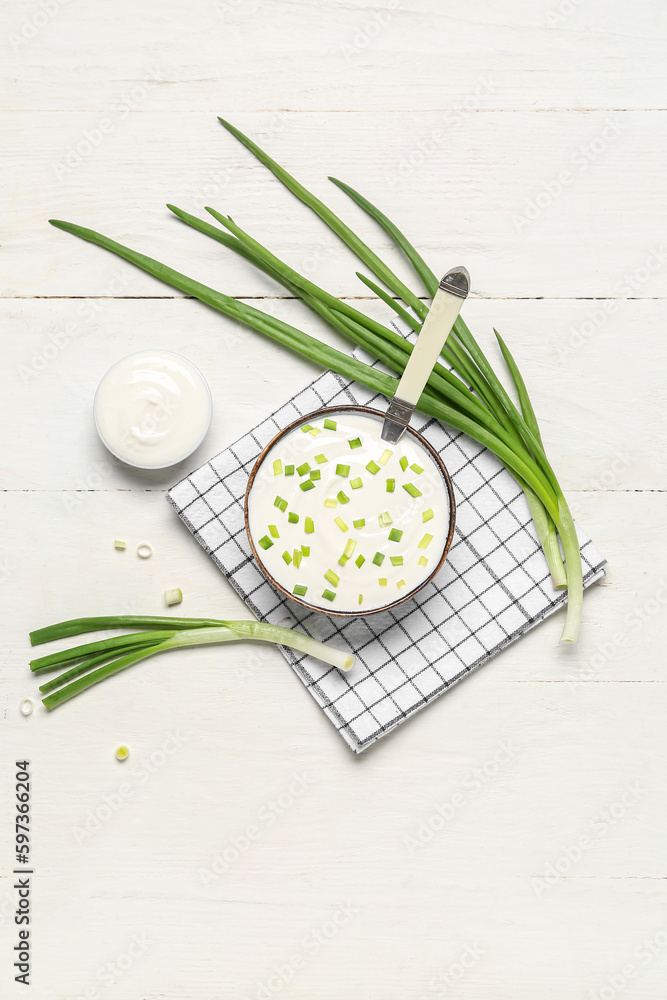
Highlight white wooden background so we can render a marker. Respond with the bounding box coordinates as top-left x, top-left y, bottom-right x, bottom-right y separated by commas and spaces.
1, 1, 666, 997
